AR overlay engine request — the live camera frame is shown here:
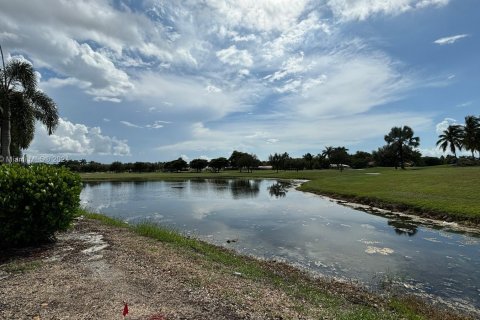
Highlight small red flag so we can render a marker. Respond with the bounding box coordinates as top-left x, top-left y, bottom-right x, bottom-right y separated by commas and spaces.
123, 302, 129, 317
